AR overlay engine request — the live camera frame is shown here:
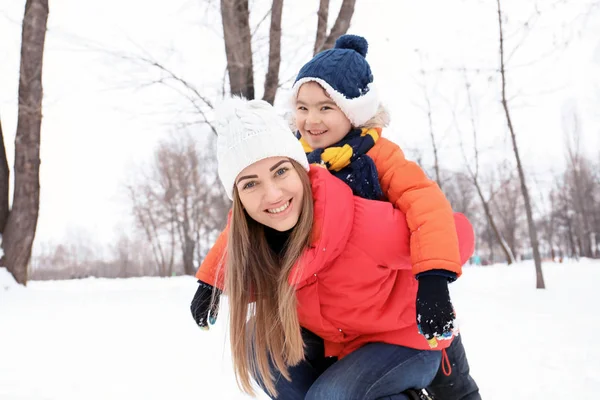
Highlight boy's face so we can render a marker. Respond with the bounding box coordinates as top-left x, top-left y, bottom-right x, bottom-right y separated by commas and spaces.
295, 82, 352, 149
